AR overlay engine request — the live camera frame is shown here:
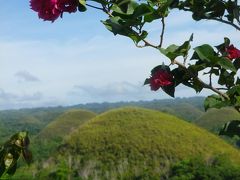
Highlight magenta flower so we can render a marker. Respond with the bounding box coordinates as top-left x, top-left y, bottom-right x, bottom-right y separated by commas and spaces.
225, 45, 240, 60
30, 0, 78, 22
149, 70, 174, 91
